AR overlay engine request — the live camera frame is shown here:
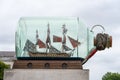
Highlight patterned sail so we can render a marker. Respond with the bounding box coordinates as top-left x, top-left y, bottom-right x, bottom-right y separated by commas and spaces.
24, 39, 36, 52
68, 36, 80, 48
53, 35, 62, 42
